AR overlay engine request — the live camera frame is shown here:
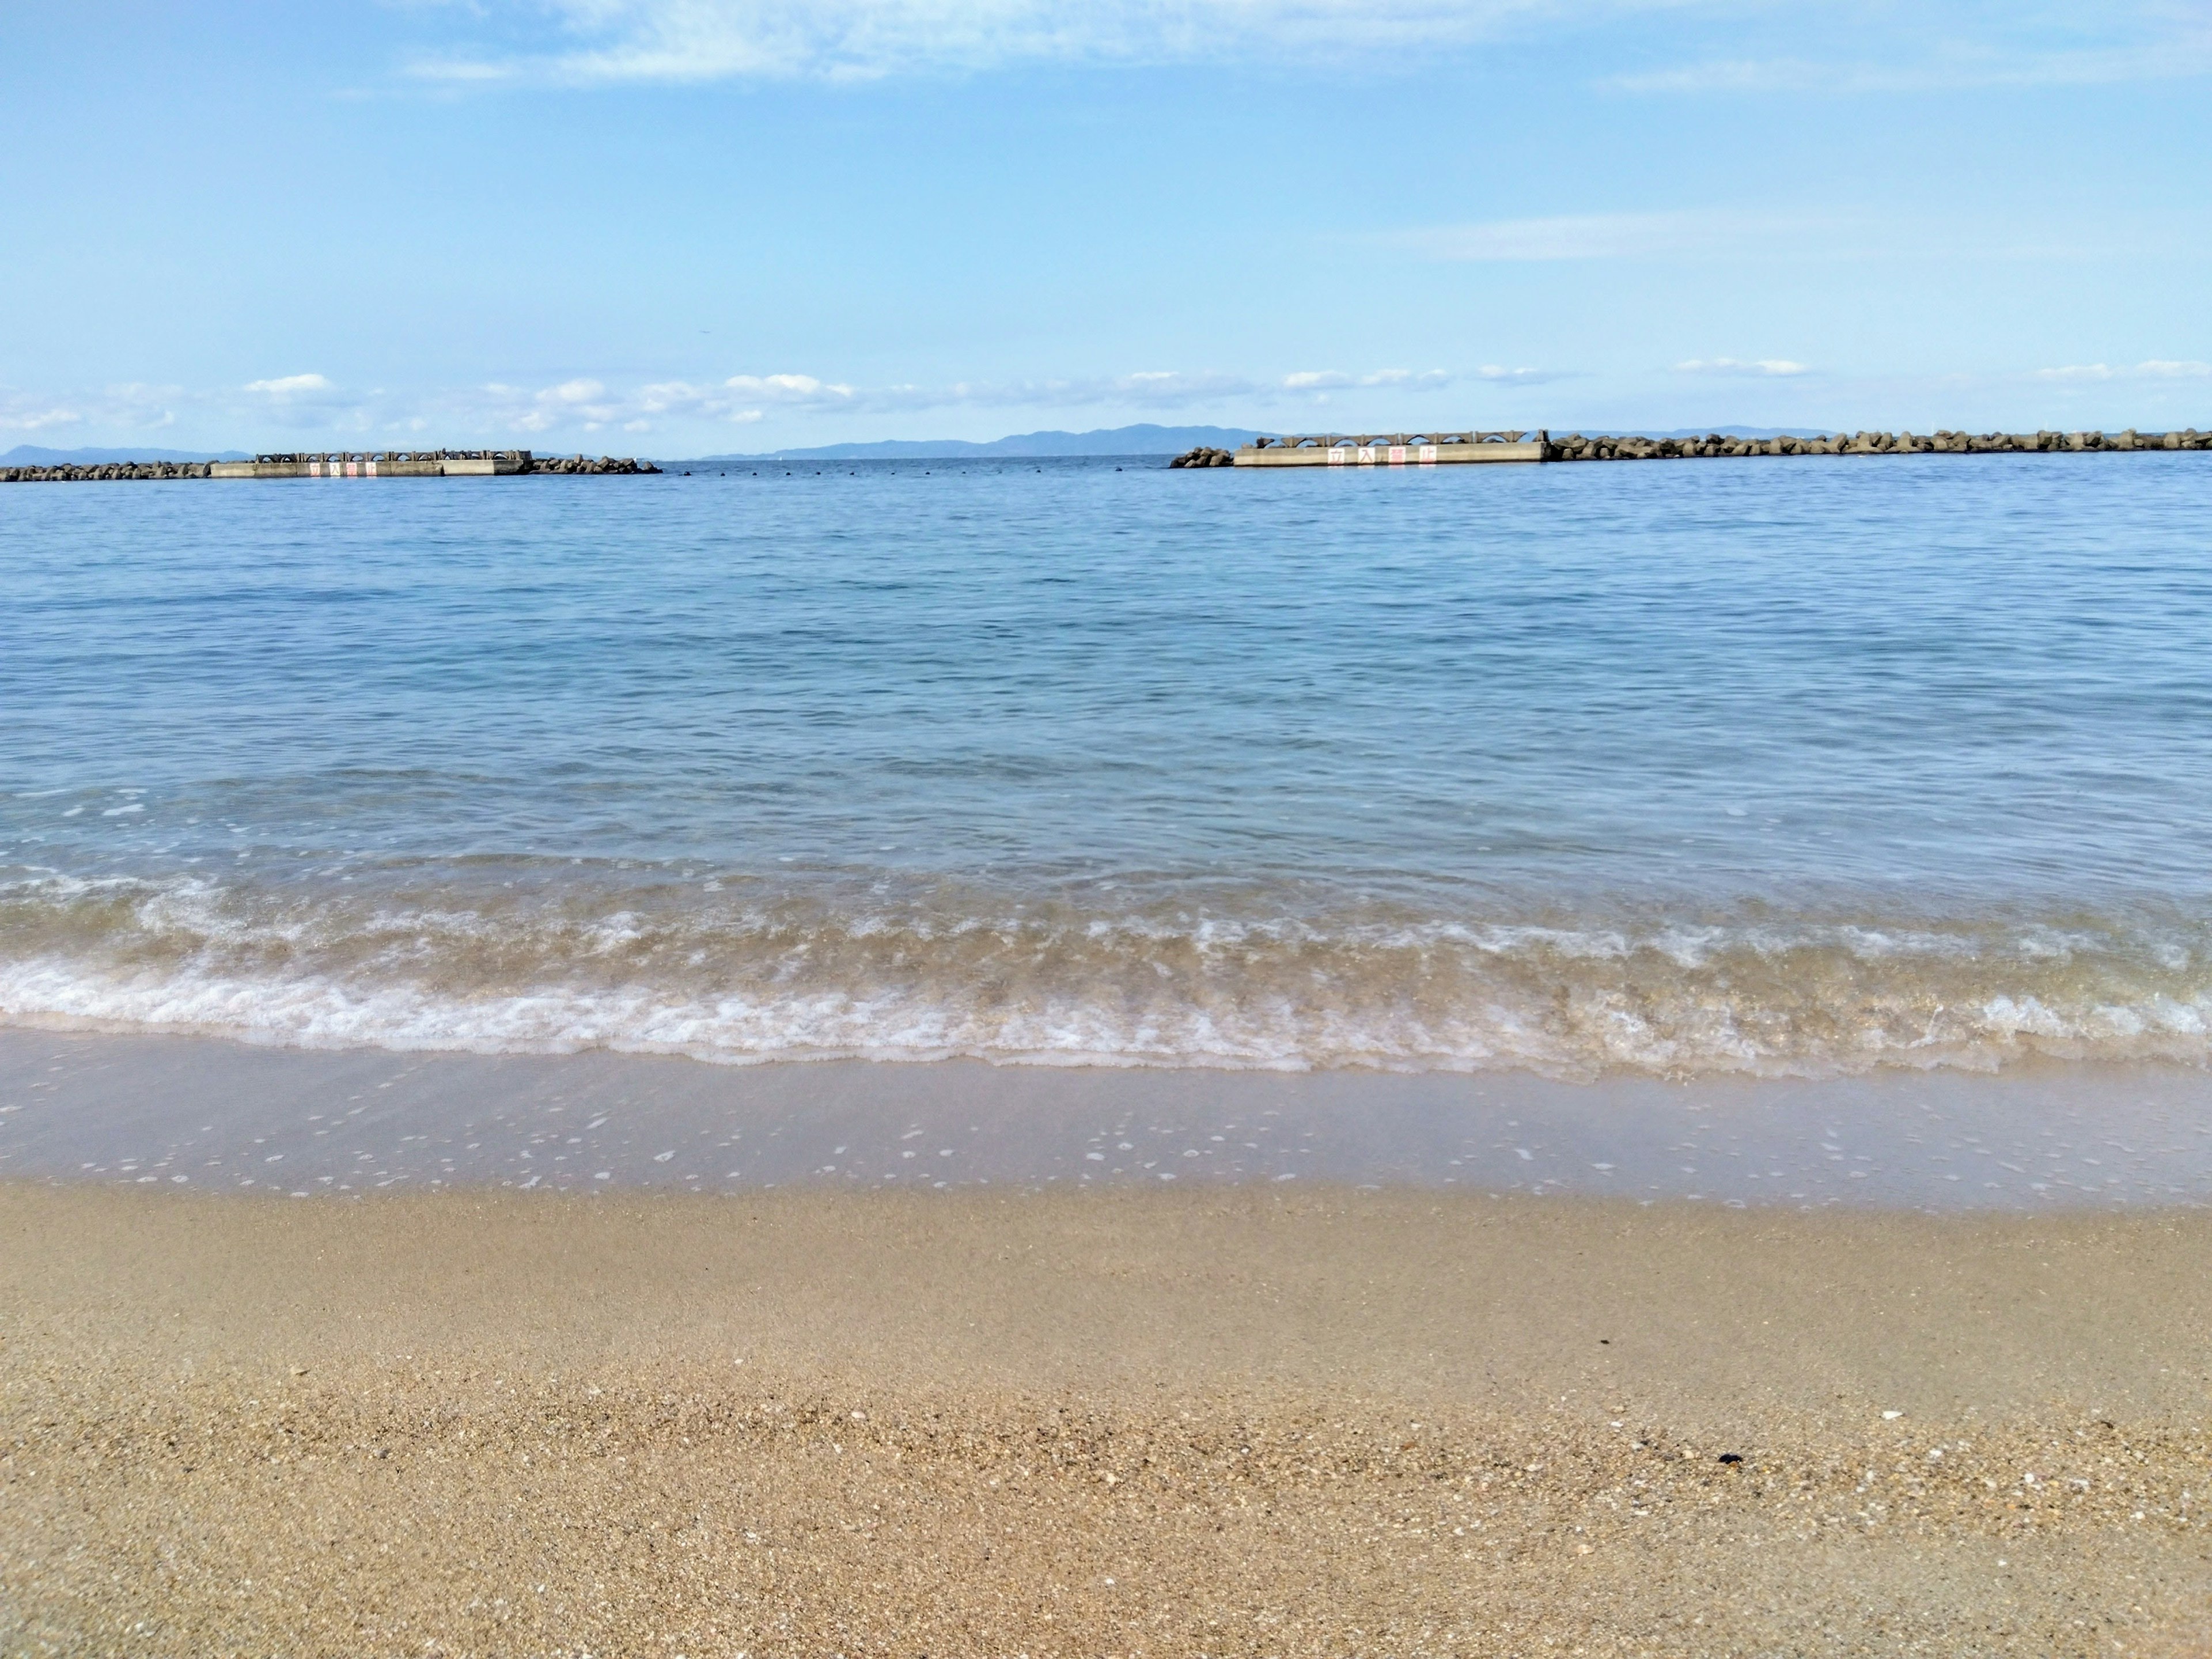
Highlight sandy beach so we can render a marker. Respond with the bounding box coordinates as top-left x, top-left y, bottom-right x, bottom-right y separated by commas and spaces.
5, 1177, 2209, 1657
